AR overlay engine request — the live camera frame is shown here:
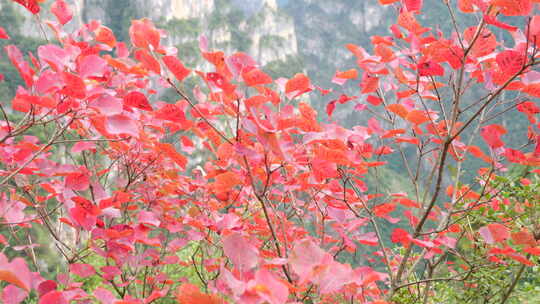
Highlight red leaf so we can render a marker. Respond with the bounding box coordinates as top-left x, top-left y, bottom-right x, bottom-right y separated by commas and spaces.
51, 0, 72, 25
0, 27, 9, 40
285, 73, 311, 99
129, 19, 160, 50
60, 72, 86, 99
394, 197, 420, 208
517, 101, 539, 115
480, 223, 510, 244
403, 0, 423, 12
406, 109, 430, 125
412, 238, 435, 248
524, 247, 540, 255
326, 100, 337, 117
39, 291, 68, 304
511, 230, 537, 247
37, 280, 57, 296
467, 145, 491, 163
65, 171, 90, 191
134, 49, 161, 74
332, 69, 358, 85
360, 73, 379, 93
480, 124, 507, 148
458, 0, 475, 12
213, 172, 241, 193
484, 15, 518, 32
492, 0, 532, 16
367, 95, 382, 106
496, 50, 526, 76
156, 143, 187, 169
418, 60, 444, 76
95, 26, 117, 48
123, 91, 153, 111
163, 55, 191, 82
11, 0, 41, 14
242, 68, 273, 87
176, 284, 223, 304
373, 203, 396, 217
464, 27, 496, 58
154, 103, 186, 123
357, 232, 379, 246
505, 148, 525, 163
386, 103, 408, 118
391, 228, 411, 246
